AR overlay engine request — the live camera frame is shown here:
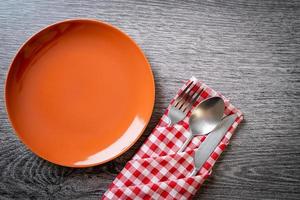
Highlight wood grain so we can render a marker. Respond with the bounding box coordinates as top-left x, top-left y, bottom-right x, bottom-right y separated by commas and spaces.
0, 0, 299, 199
